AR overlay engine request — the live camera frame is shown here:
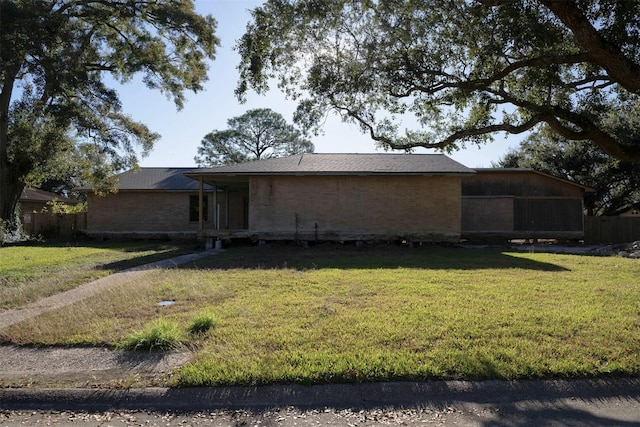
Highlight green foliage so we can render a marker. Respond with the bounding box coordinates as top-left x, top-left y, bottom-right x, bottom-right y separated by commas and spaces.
122, 318, 183, 351
44, 201, 87, 215
0, 0, 219, 223
195, 108, 314, 166
0, 210, 28, 246
496, 128, 640, 215
237, 0, 640, 161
